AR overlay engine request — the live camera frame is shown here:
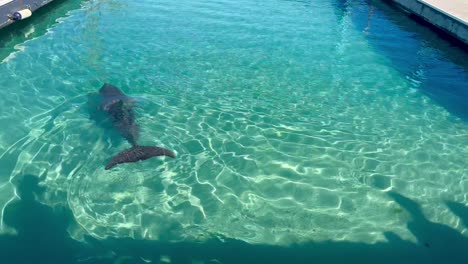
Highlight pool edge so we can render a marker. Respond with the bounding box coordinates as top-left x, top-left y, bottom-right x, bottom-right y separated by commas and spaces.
0, 0, 55, 30
383, 0, 468, 48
